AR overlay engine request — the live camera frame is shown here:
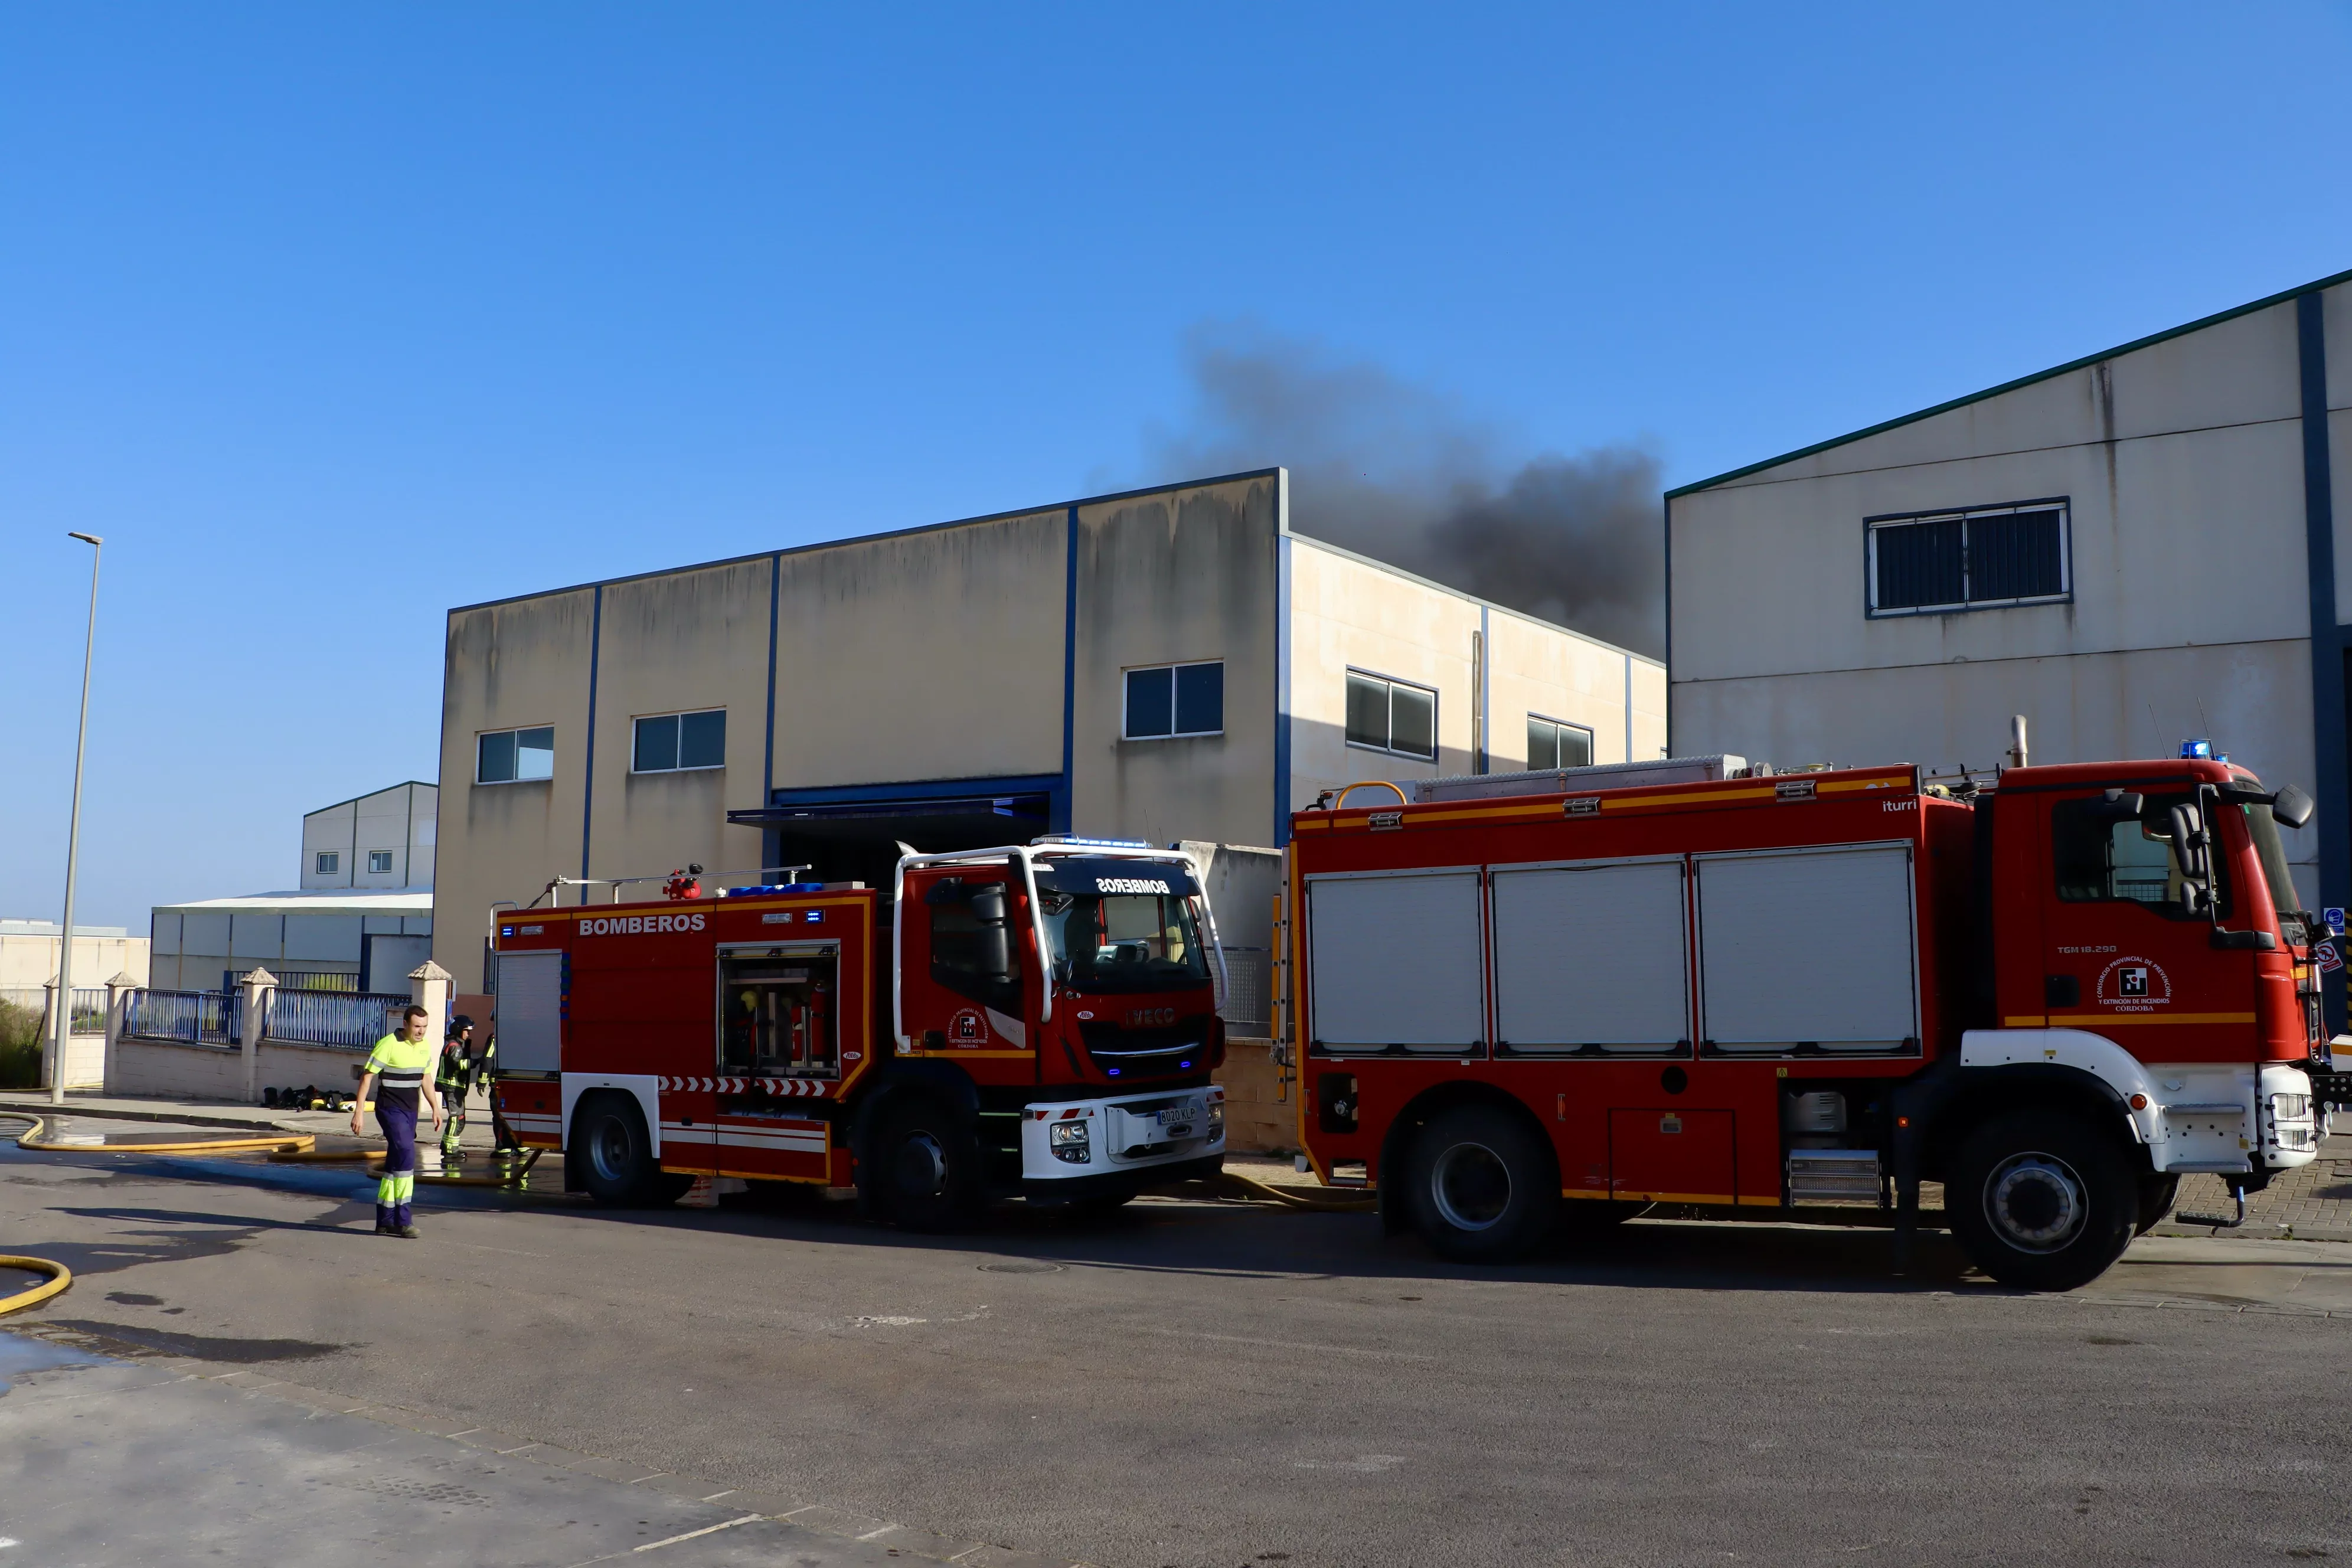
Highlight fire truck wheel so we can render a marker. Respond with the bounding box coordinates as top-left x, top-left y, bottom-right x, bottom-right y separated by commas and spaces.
575, 1093, 661, 1206
1404, 1104, 1559, 1263
1949, 1109, 2136, 1291
868, 1097, 986, 1232
2134, 1172, 2180, 1236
